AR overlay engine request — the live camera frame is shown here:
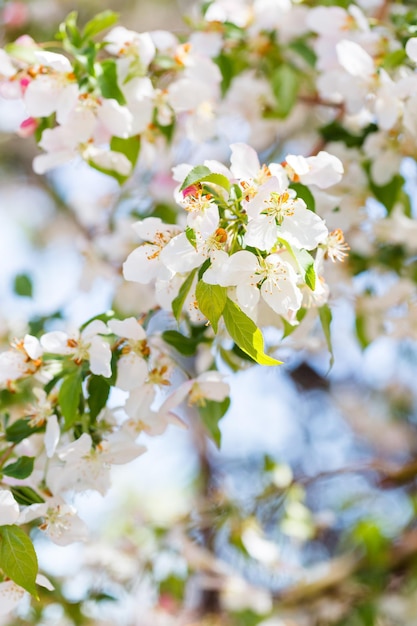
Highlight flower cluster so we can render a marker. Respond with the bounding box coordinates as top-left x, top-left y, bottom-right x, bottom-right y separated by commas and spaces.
124, 143, 345, 331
